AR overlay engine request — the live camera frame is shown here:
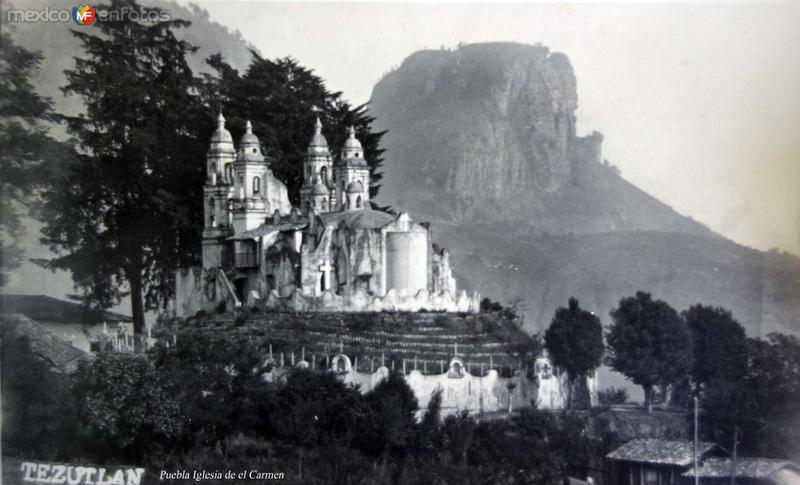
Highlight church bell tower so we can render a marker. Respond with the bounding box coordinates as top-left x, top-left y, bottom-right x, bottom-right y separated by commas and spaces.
300, 117, 334, 214
202, 113, 236, 270
334, 126, 370, 211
